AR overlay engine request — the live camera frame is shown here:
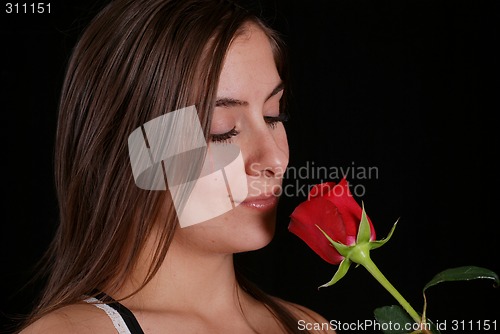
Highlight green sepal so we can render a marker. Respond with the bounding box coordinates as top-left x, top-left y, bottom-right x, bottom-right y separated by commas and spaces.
356, 202, 371, 244
319, 258, 352, 289
370, 218, 399, 250
316, 224, 351, 257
